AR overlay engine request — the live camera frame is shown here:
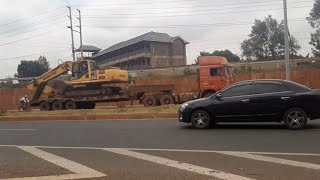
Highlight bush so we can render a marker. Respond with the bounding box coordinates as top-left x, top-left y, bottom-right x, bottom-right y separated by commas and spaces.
0, 109, 7, 116
145, 73, 161, 80
184, 67, 196, 76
